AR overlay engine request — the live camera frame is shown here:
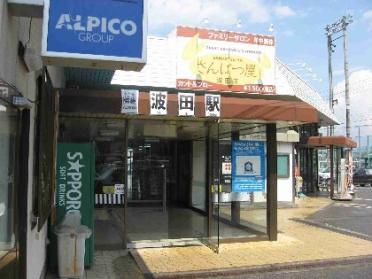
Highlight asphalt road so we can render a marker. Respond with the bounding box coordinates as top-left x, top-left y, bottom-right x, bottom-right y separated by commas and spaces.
210, 262, 372, 279
304, 186, 372, 240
